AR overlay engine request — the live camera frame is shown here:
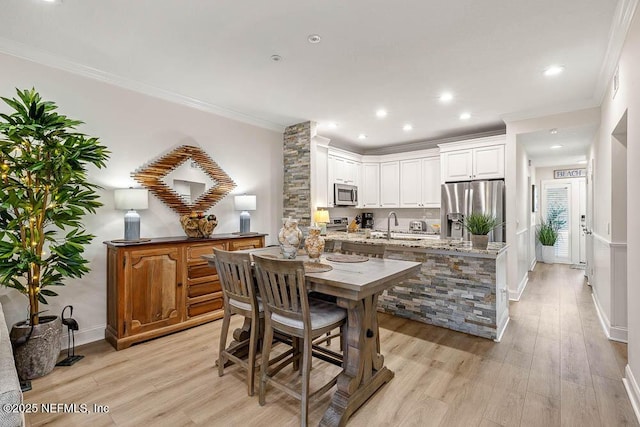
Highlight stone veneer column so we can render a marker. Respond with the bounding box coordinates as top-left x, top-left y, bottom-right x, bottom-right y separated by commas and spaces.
283, 121, 314, 226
